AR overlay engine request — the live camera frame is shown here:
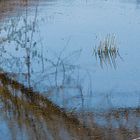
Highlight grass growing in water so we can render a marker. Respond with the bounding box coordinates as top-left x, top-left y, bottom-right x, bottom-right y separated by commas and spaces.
93, 34, 121, 69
